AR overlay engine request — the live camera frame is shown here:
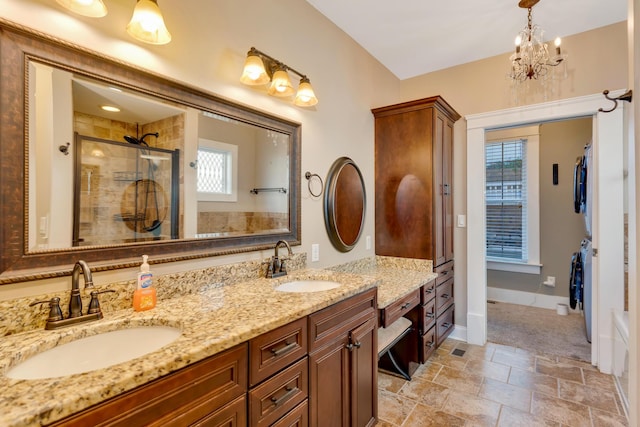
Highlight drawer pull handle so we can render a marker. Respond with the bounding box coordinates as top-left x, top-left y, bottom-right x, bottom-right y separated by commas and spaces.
271, 386, 297, 407
401, 302, 411, 309
441, 322, 452, 328
271, 341, 297, 357
427, 340, 435, 348
441, 293, 449, 299
440, 270, 449, 276
426, 287, 435, 294
426, 312, 435, 319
